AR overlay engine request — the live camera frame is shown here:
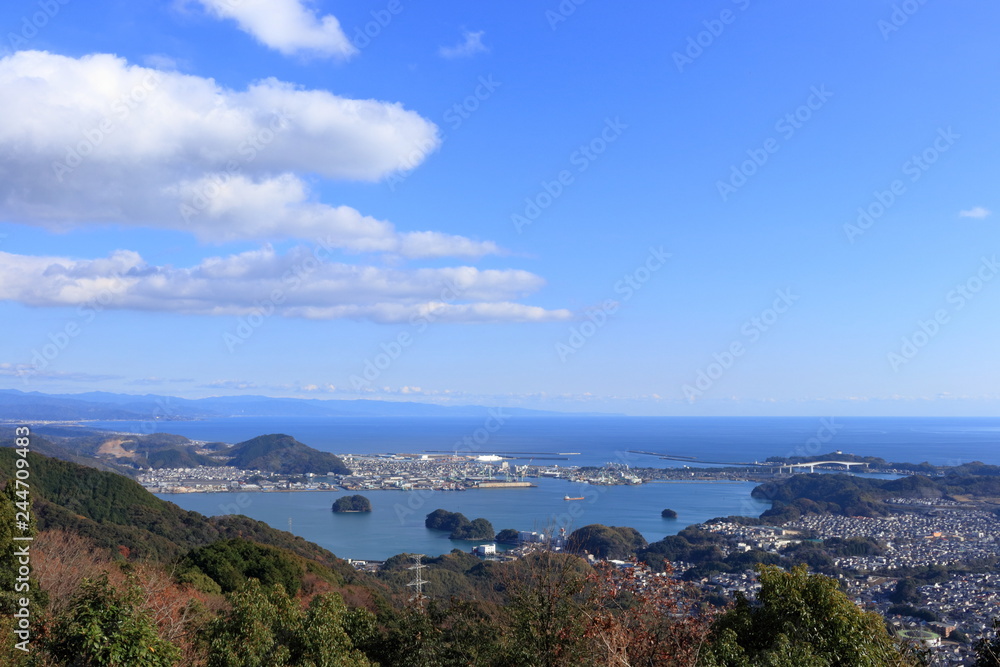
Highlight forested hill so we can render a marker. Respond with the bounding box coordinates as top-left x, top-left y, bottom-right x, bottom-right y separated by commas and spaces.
228, 433, 350, 474
0, 447, 353, 572
753, 471, 1000, 522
